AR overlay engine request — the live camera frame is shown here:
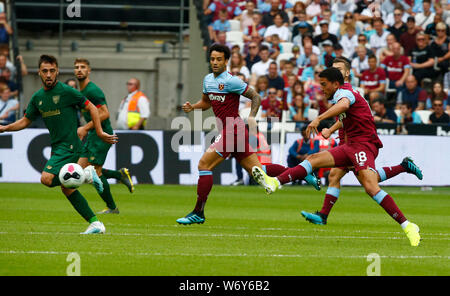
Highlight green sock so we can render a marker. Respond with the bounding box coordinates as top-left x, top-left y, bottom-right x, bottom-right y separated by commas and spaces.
102, 168, 122, 180
50, 175, 62, 187
66, 190, 96, 223
100, 175, 117, 210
